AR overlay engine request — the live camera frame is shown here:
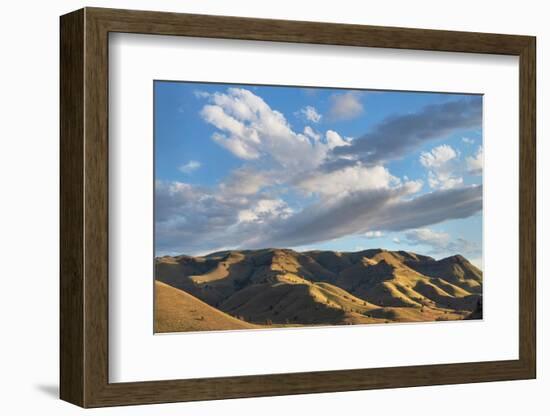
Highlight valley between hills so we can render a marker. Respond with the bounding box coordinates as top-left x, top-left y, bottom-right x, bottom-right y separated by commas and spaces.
154, 248, 482, 333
